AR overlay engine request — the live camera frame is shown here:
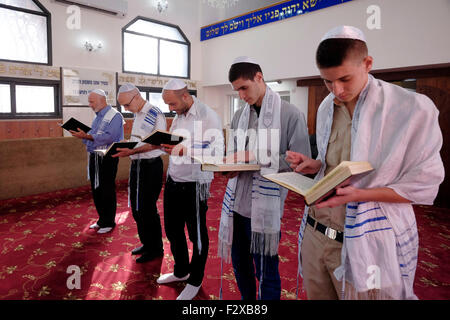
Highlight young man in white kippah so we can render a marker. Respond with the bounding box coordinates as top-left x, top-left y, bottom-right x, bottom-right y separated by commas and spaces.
70, 89, 124, 234
113, 83, 166, 263
156, 79, 224, 300
217, 56, 311, 300
286, 26, 444, 299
